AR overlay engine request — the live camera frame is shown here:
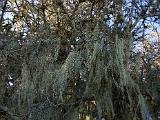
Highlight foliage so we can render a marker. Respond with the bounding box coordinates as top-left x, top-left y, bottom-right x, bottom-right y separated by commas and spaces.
0, 0, 159, 120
